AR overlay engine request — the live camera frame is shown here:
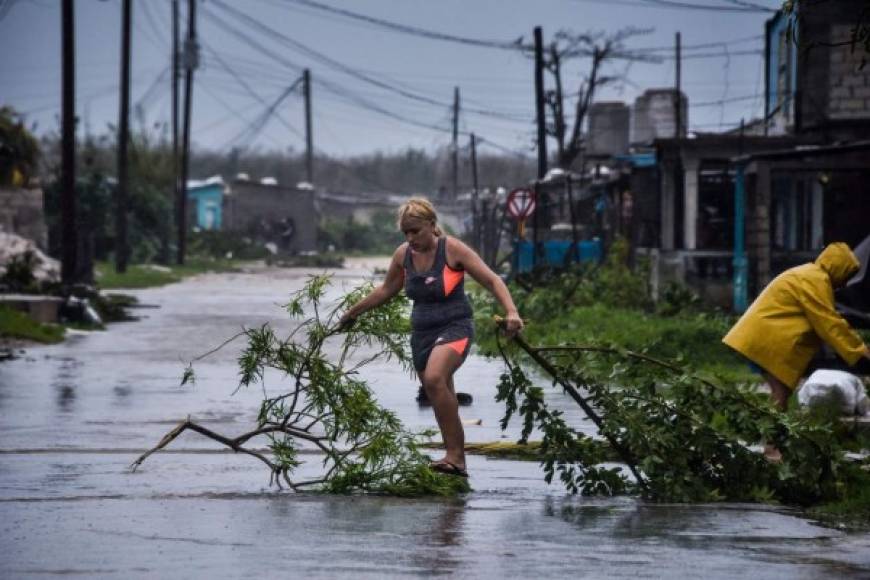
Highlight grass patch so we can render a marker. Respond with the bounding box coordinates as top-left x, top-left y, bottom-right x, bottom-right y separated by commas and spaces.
810, 466, 870, 529
475, 301, 757, 385
0, 306, 65, 343
95, 258, 241, 289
